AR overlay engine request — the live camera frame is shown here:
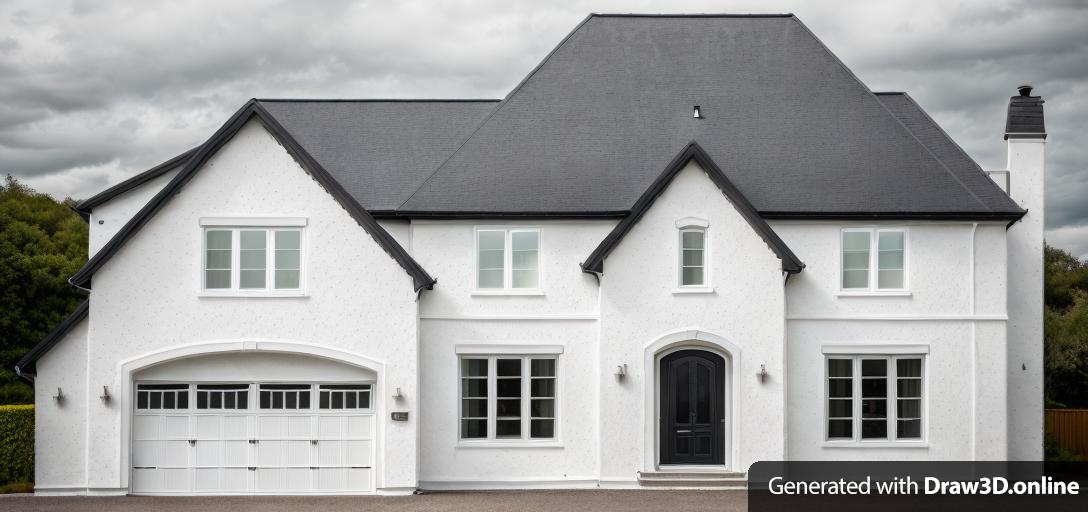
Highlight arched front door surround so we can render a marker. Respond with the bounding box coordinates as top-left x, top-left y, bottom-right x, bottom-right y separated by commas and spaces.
115, 340, 386, 492
643, 329, 739, 471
